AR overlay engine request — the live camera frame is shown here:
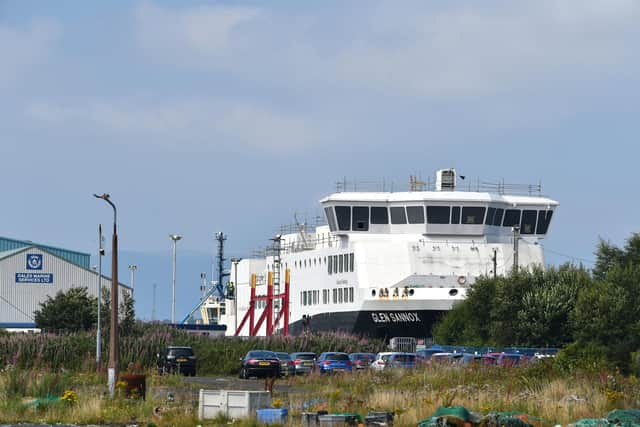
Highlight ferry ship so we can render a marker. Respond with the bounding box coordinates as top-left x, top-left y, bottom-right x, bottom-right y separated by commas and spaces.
202, 169, 558, 339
